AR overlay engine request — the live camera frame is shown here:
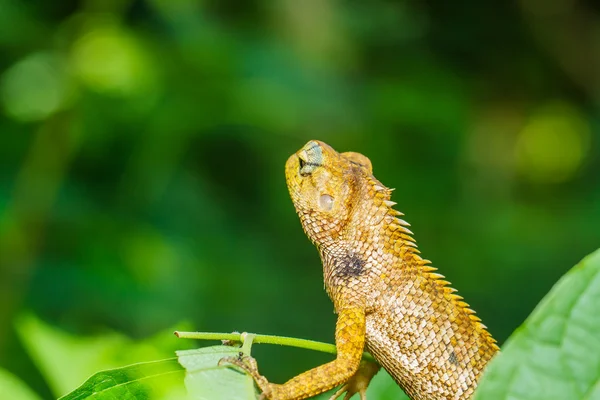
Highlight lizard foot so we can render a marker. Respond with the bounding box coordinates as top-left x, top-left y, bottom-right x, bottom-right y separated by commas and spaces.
329, 360, 380, 400
219, 354, 273, 399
